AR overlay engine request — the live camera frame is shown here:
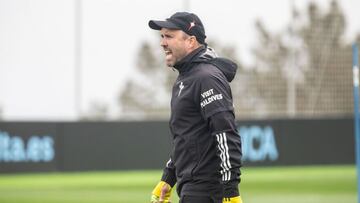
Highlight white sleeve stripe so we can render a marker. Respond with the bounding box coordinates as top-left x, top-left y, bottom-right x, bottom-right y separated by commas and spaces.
221, 171, 231, 181
227, 171, 231, 181
220, 132, 231, 170
222, 132, 232, 169
216, 134, 228, 171
216, 134, 226, 173
216, 132, 232, 181
218, 133, 226, 171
